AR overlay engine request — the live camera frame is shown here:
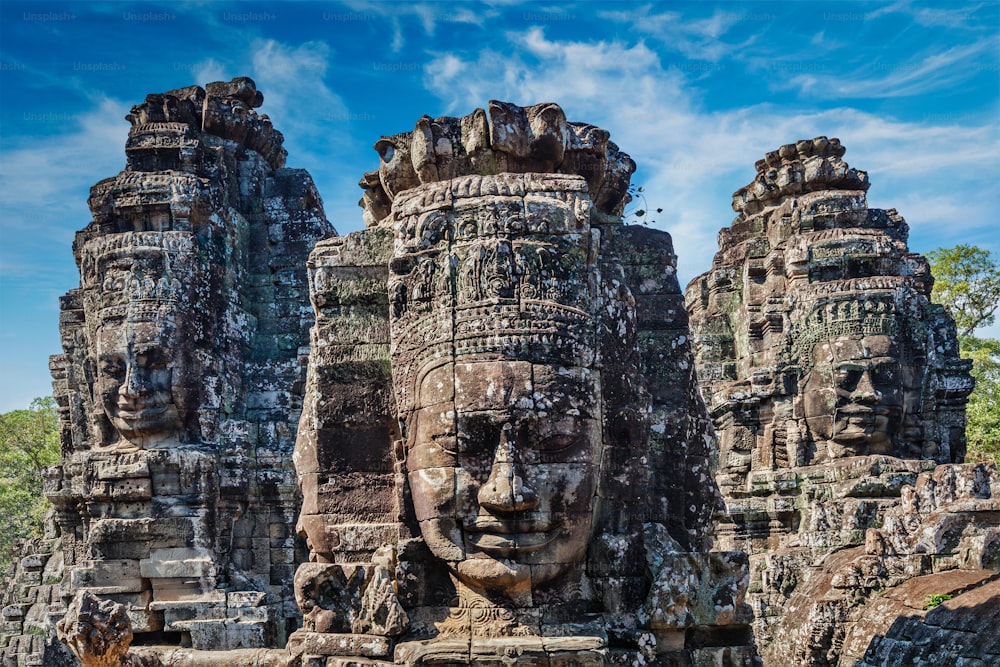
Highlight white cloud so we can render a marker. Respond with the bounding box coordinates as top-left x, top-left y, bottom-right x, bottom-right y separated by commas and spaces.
0, 98, 131, 411
866, 0, 988, 29
599, 6, 759, 62
340, 0, 499, 51
425, 29, 674, 113
422, 29, 1000, 286
248, 39, 351, 165
0, 97, 128, 247
786, 39, 994, 99
193, 57, 229, 85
